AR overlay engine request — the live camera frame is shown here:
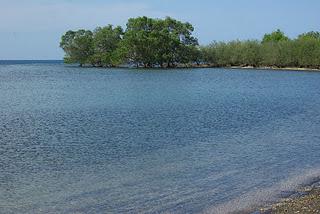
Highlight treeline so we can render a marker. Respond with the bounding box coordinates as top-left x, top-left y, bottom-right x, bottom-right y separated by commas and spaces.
60, 17, 320, 69
60, 16, 198, 68
201, 30, 320, 69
